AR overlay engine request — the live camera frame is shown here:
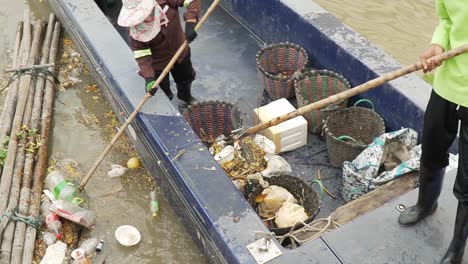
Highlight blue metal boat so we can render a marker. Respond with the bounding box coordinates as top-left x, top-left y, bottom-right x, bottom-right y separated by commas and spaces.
46, 0, 460, 263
